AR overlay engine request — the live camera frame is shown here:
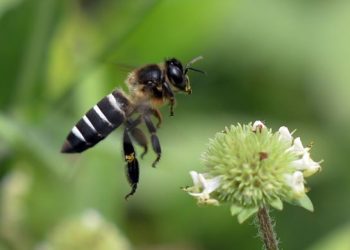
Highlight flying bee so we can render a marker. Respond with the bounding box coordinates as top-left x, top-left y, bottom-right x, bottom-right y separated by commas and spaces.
61, 56, 204, 199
